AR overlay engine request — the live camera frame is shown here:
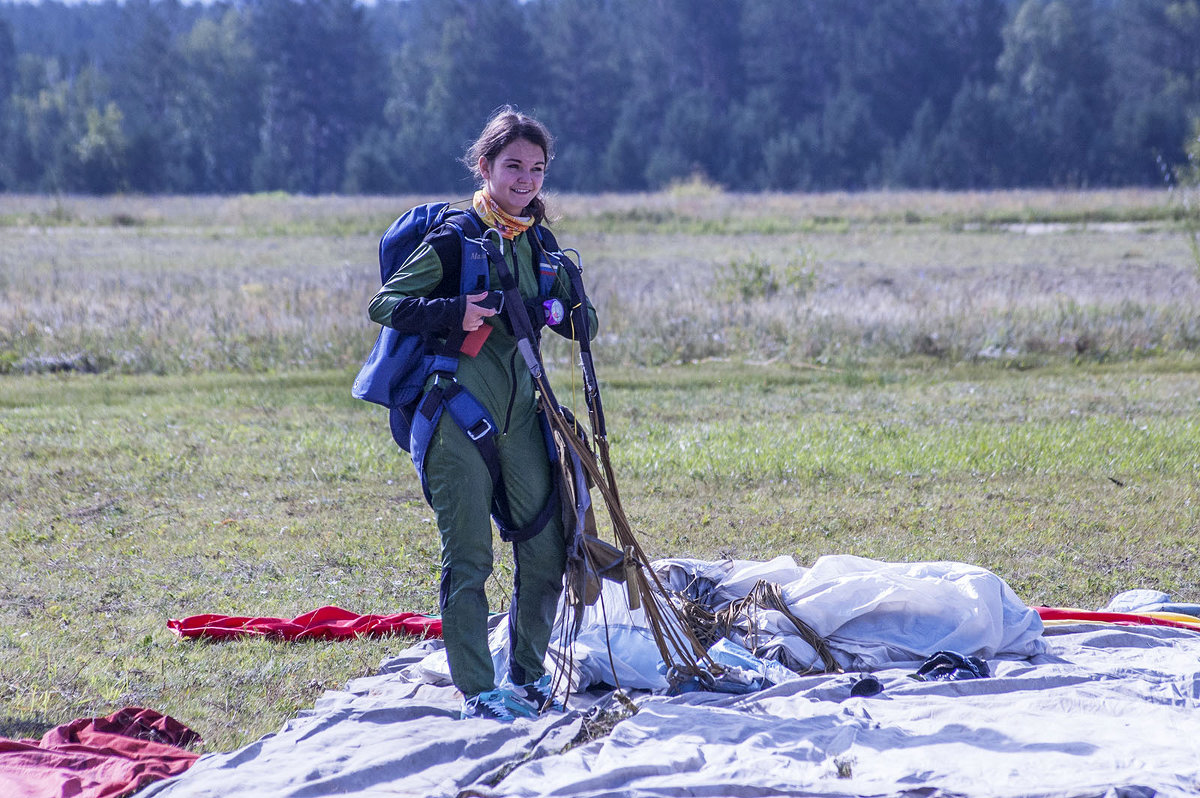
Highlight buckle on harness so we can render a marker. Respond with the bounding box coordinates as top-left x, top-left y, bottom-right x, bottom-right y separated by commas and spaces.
466, 418, 494, 441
